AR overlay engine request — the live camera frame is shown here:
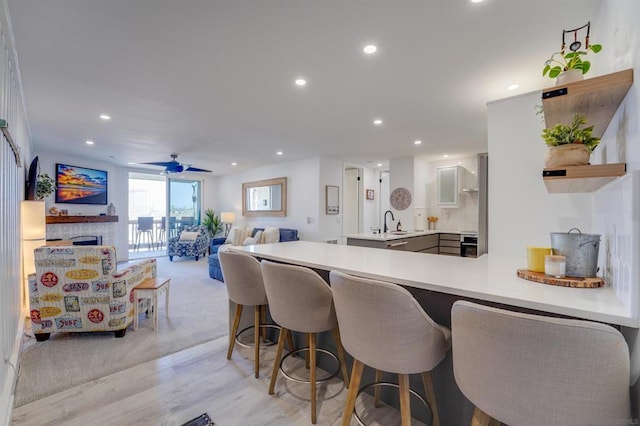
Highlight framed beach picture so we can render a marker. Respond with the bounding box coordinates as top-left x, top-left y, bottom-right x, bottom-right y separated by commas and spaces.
55, 163, 108, 205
